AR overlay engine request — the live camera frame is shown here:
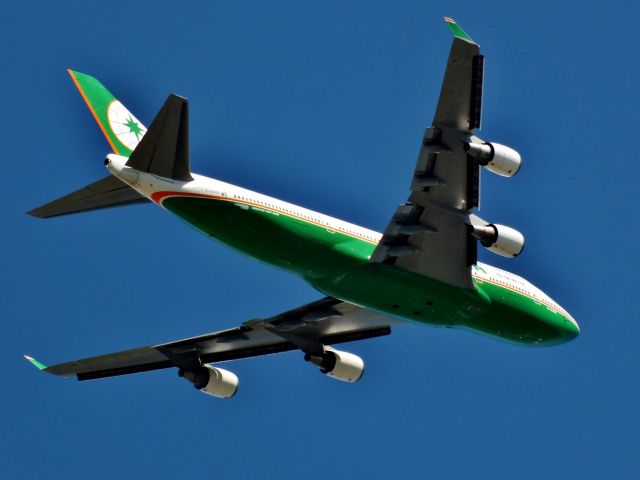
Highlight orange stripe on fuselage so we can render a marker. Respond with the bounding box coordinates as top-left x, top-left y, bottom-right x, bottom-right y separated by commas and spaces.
67, 69, 119, 154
